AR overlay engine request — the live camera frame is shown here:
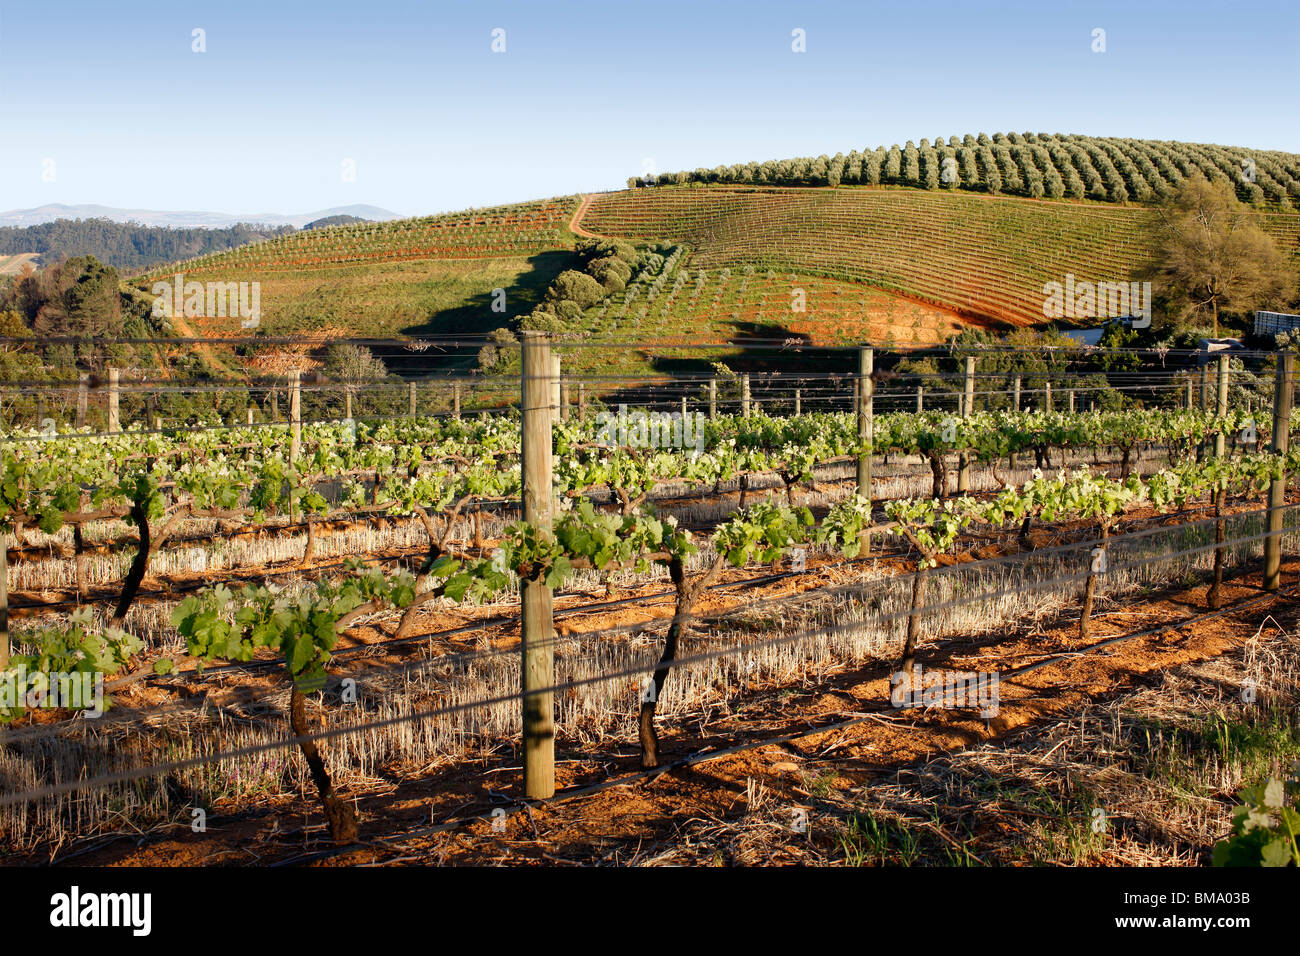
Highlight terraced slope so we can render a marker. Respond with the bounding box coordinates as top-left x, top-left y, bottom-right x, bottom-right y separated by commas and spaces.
131, 198, 582, 340
138, 197, 579, 281
580, 186, 1300, 326
646, 134, 1300, 208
